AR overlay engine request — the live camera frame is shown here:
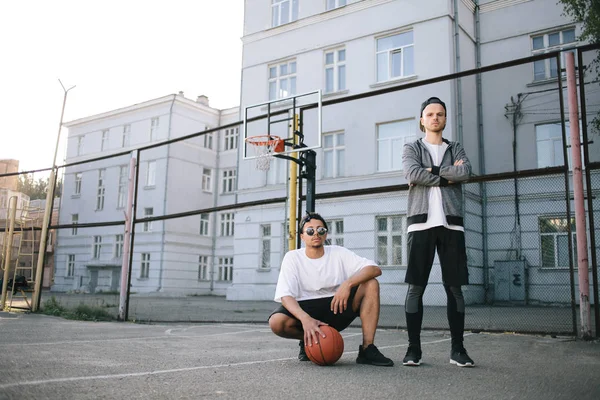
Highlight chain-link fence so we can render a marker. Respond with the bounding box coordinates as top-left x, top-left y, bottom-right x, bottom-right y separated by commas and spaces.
2, 45, 600, 337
